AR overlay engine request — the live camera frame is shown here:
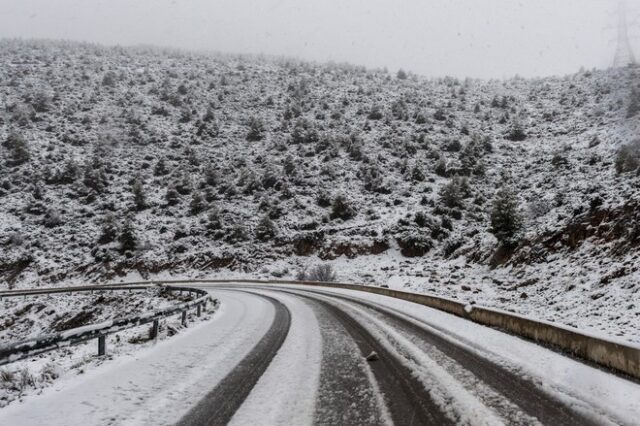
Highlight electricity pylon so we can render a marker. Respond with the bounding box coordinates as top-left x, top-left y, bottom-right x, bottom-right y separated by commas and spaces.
613, 0, 636, 67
